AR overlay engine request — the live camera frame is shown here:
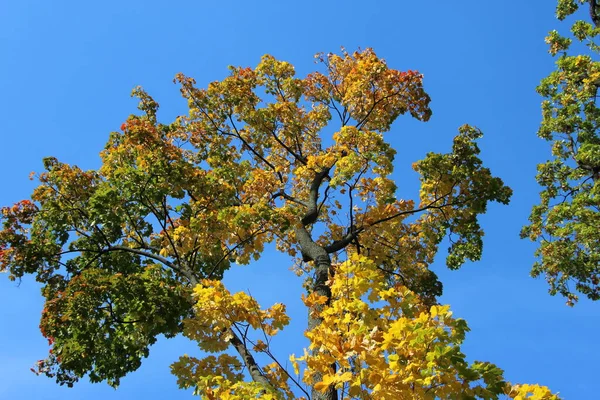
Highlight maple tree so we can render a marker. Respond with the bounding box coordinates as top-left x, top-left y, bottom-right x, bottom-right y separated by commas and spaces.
522, 0, 600, 305
1, 49, 559, 399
